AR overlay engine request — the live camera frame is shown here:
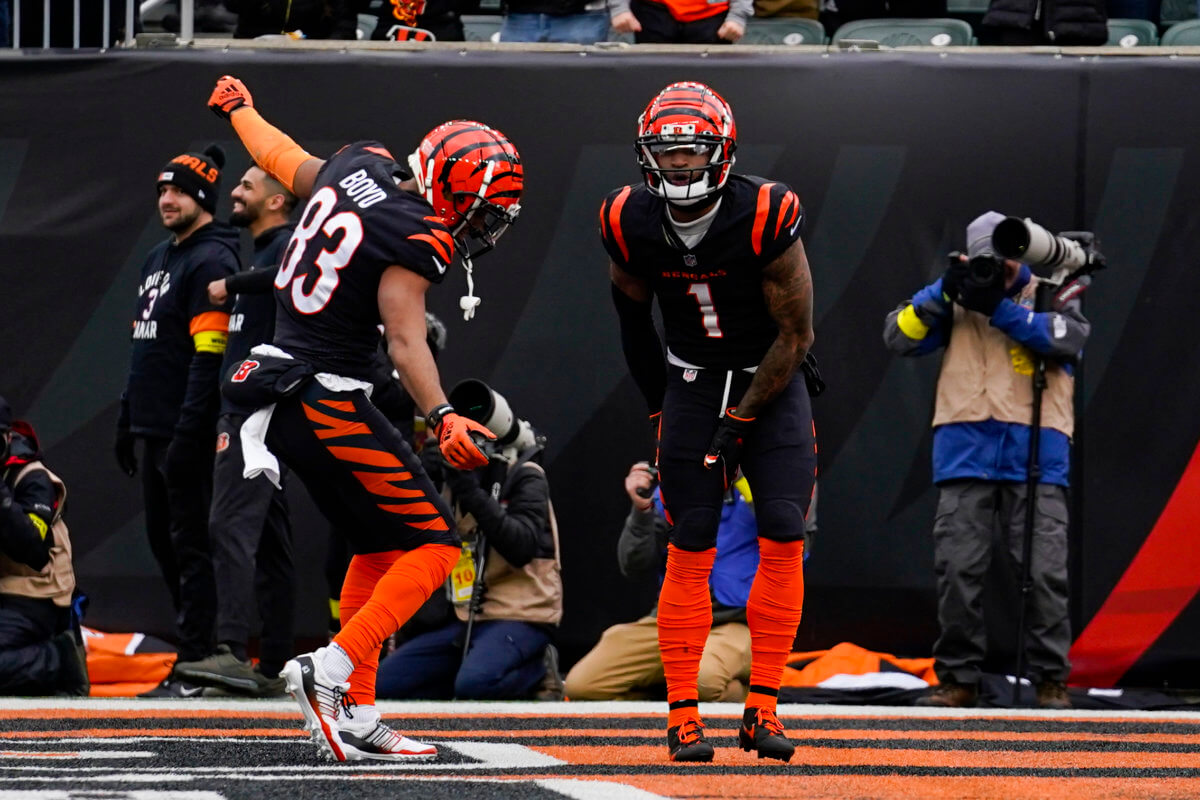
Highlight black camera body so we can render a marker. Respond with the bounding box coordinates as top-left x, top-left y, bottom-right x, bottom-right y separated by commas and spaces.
966, 254, 1004, 291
